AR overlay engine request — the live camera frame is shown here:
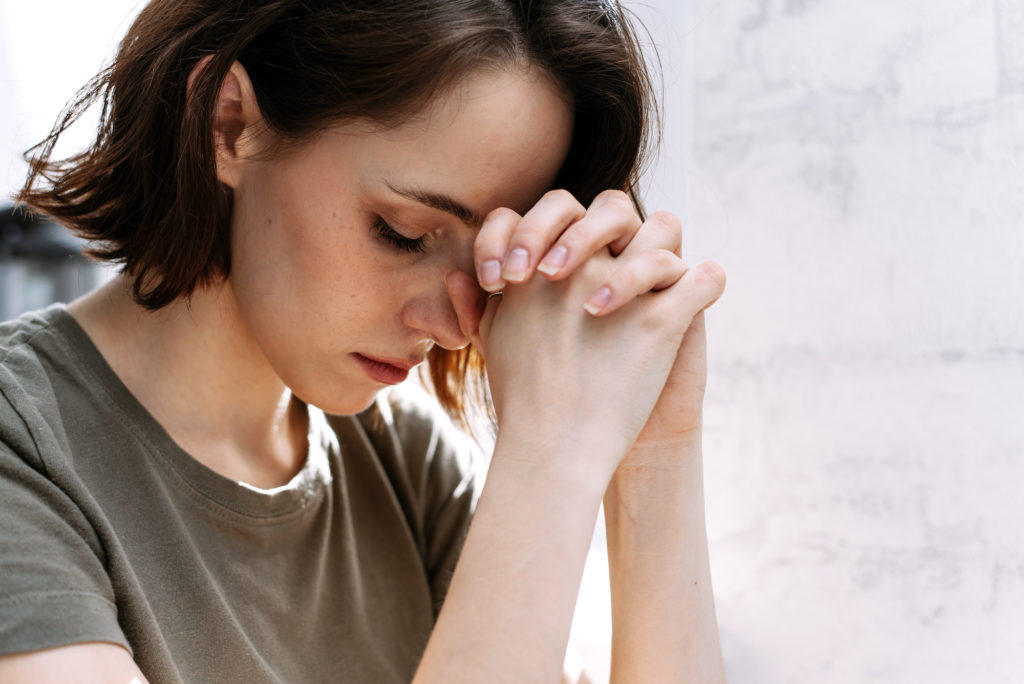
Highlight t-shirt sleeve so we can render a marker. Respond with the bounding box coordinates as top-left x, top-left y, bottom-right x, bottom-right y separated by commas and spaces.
378, 388, 482, 612
420, 416, 479, 611
0, 393, 128, 657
